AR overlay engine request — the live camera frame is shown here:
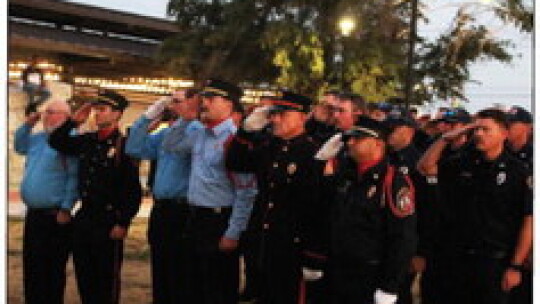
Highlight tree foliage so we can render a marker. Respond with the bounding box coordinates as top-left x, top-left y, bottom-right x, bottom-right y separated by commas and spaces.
161, 0, 532, 104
